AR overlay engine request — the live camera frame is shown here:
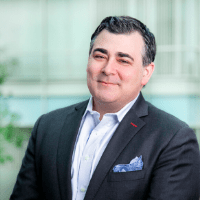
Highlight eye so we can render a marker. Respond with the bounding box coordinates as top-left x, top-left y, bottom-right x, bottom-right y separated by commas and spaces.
118, 59, 130, 64
94, 55, 105, 59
